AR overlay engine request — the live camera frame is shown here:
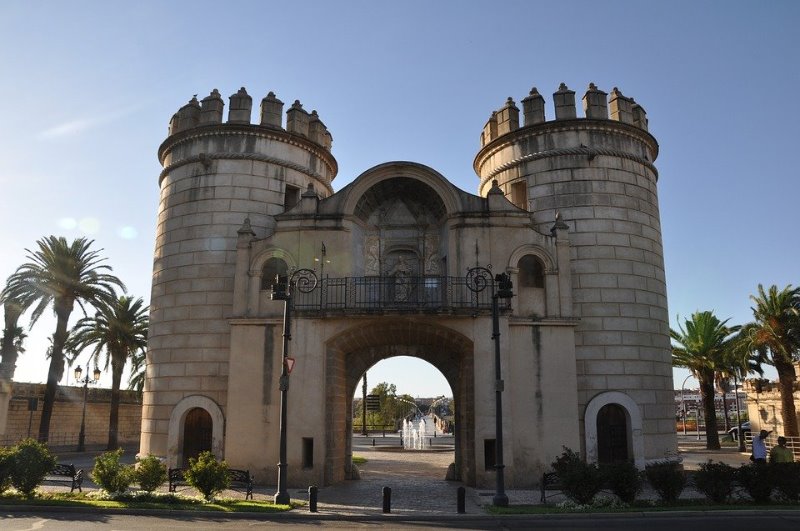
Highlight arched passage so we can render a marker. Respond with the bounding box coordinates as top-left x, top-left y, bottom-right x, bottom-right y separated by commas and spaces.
324, 319, 475, 486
